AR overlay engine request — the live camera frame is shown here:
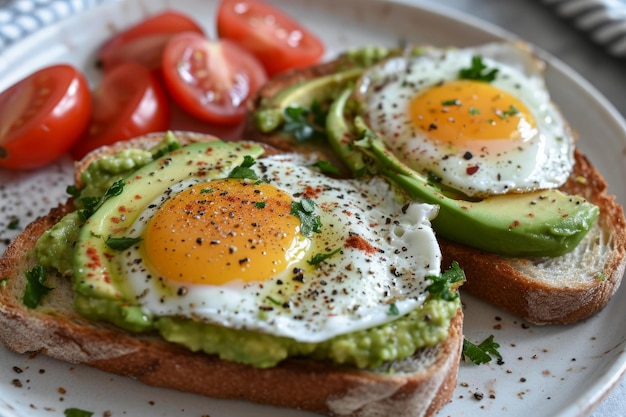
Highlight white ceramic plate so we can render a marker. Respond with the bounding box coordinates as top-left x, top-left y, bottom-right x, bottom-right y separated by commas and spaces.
1, 1, 625, 416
